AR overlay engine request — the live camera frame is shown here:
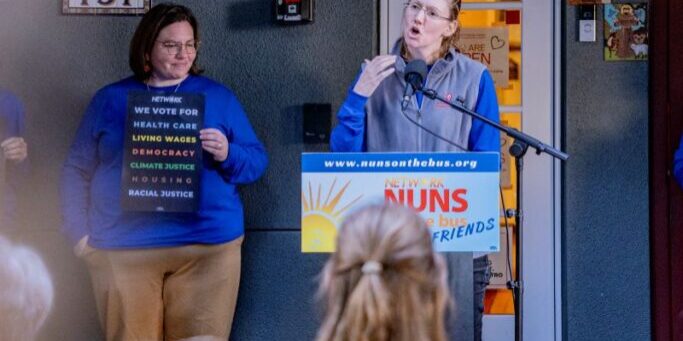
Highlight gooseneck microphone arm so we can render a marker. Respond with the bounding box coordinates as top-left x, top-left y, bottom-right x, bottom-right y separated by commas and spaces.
418, 88, 568, 161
